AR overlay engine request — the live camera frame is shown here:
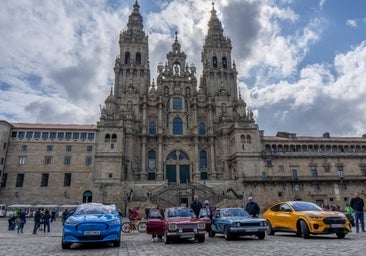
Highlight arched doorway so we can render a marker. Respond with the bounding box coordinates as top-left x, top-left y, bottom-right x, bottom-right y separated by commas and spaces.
165, 150, 190, 184
82, 190, 93, 203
